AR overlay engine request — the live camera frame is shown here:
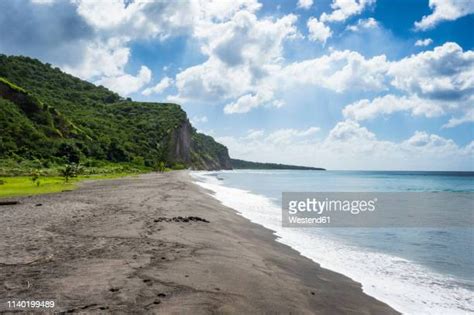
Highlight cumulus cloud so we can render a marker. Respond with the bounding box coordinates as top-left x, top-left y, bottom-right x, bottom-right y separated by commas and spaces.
307, 17, 332, 44
297, 0, 313, 10
340, 43, 474, 122
415, 0, 474, 31
63, 38, 130, 80
402, 131, 459, 154
442, 108, 474, 128
224, 88, 276, 114
68, 0, 264, 91
60, 37, 156, 96
281, 50, 389, 92
387, 42, 474, 101
142, 76, 174, 96
177, 40, 473, 116
342, 95, 446, 121
217, 121, 473, 170
325, 121, 467, 163
321, 0, 376, 23
95, 65, 152, 96
73, 0, 263, 39
415, 38, 433, 47
173, 9, 299, 105
346, 17, 378, 32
